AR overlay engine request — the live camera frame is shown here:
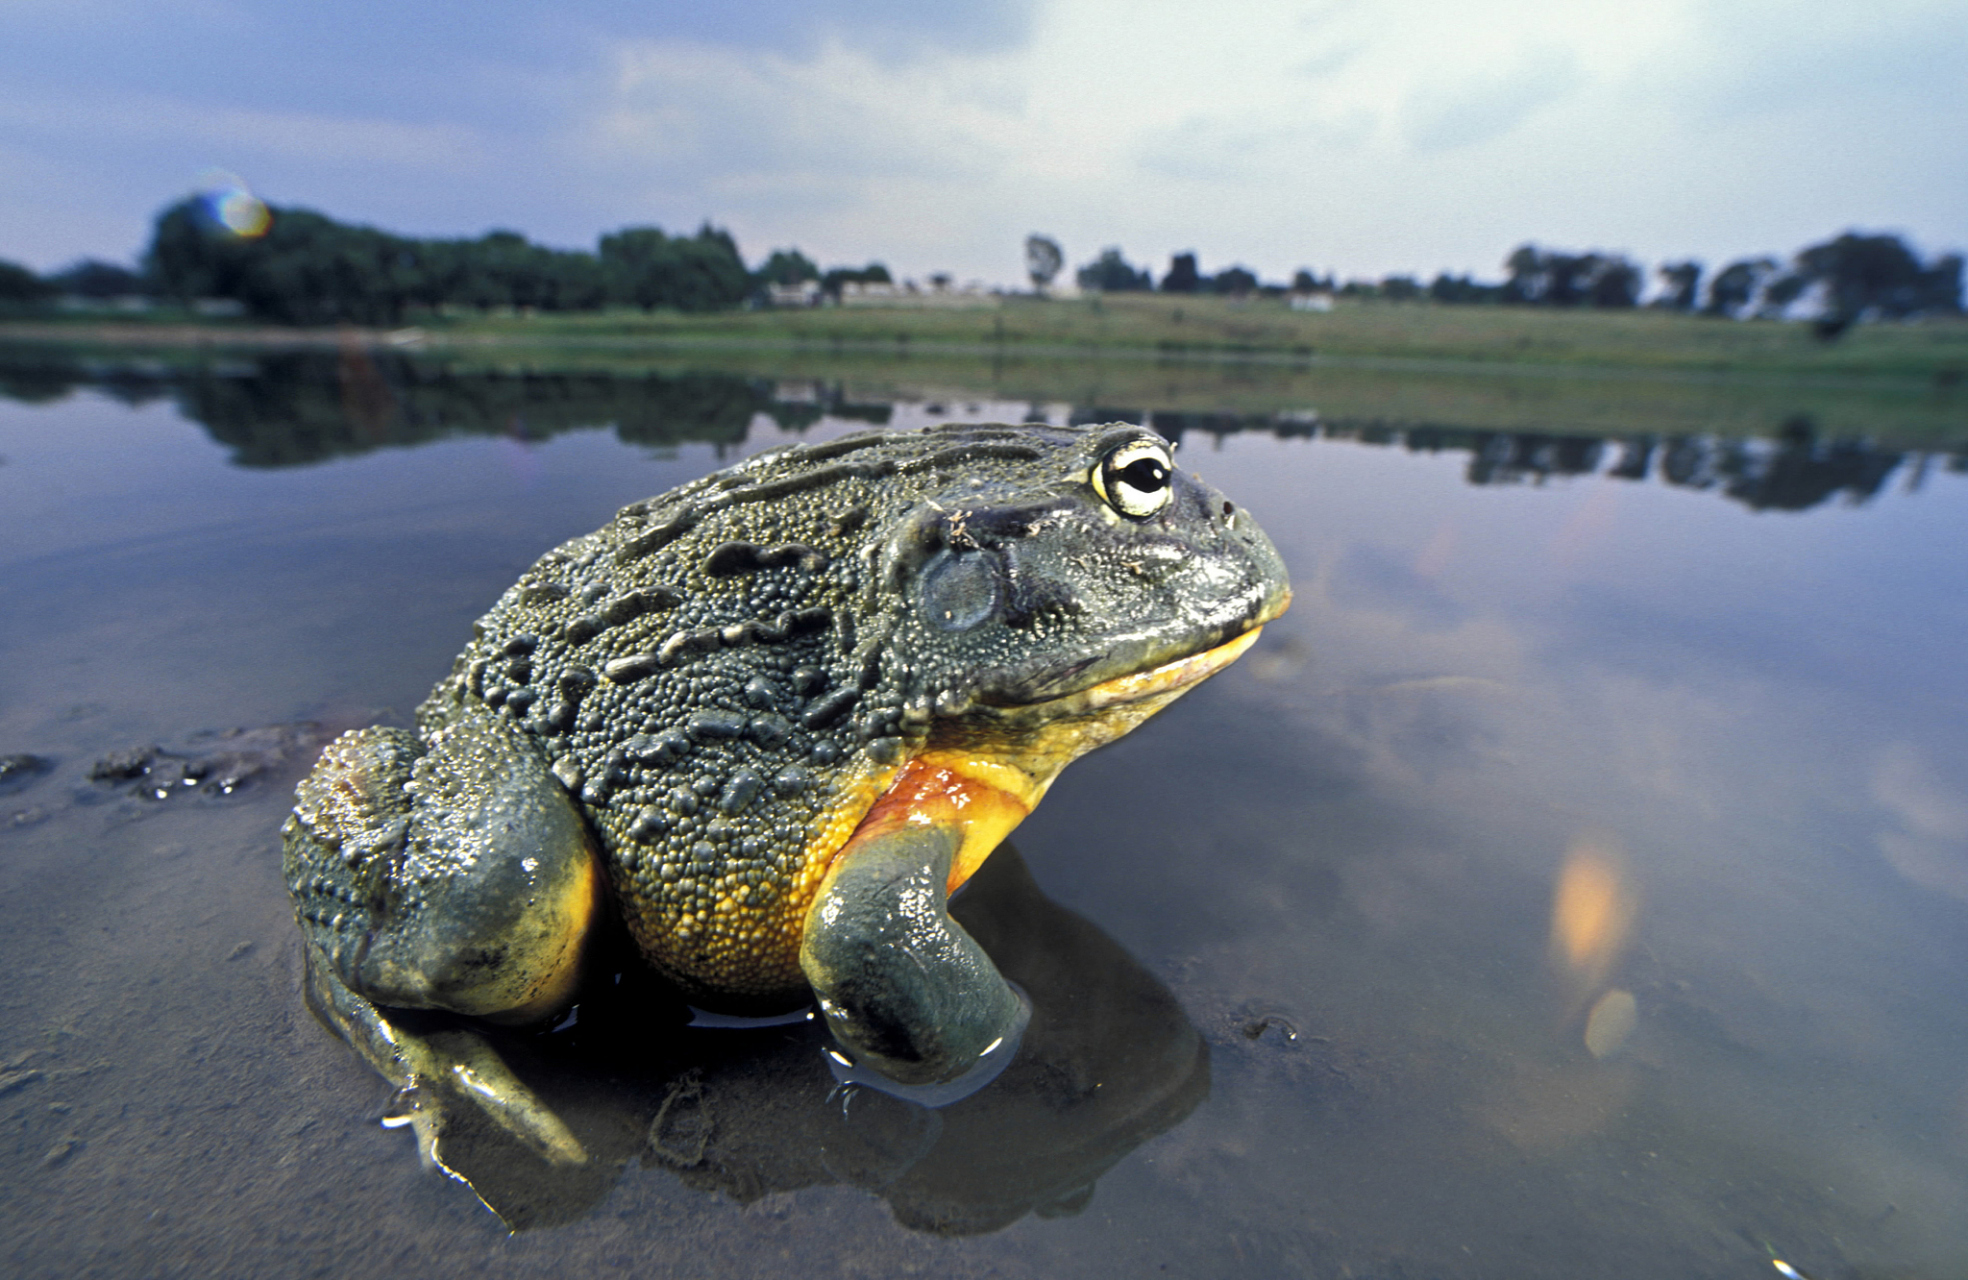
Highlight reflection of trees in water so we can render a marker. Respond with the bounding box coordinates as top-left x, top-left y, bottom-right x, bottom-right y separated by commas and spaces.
179, 353, 771, 467
1146, 408, 1956, 514
1, 352, 1958, 512
1458, 433, 1605, 486
0, 351, 892, 467
1651, 419, 1909, 512
1424, 421, 1920, 512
